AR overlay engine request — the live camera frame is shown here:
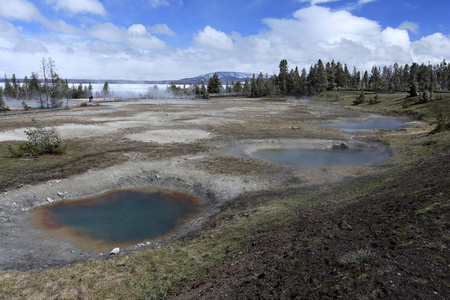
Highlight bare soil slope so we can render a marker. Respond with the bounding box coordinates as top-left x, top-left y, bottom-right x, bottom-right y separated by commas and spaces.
174, 146, 450, 299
